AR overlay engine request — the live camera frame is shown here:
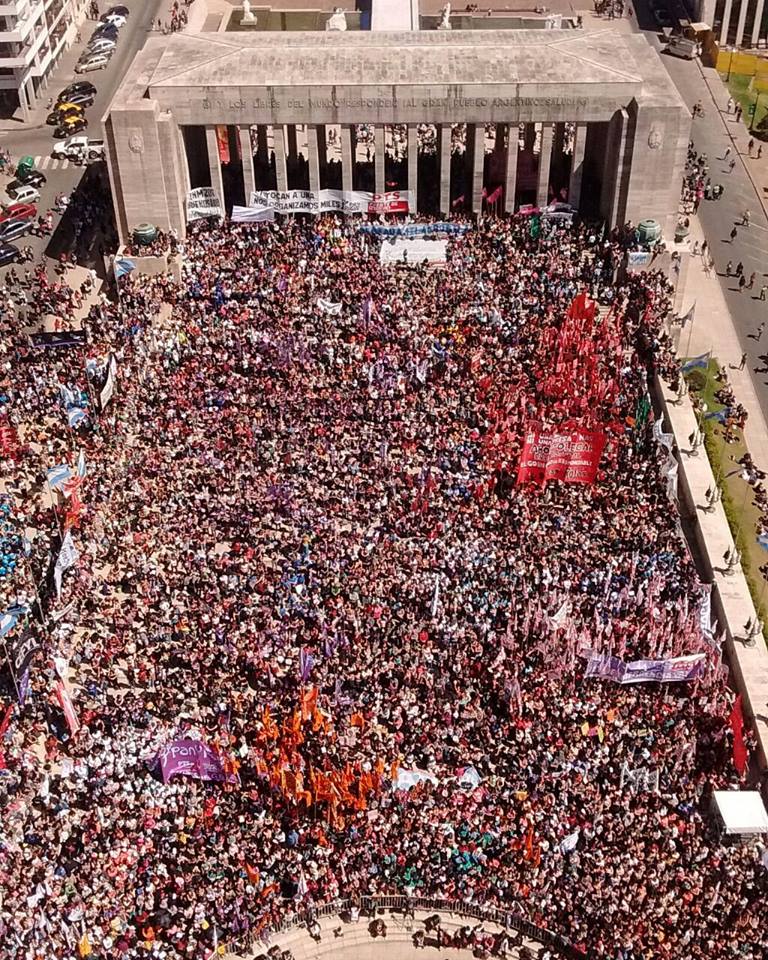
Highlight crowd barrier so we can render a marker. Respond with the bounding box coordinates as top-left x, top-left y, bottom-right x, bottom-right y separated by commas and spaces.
211, 895, 582, 959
